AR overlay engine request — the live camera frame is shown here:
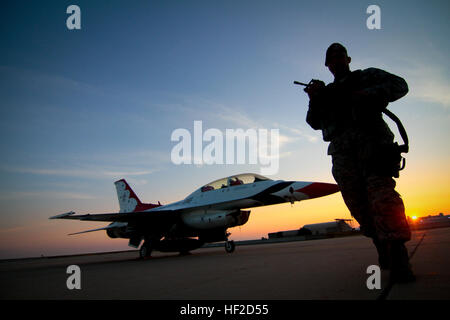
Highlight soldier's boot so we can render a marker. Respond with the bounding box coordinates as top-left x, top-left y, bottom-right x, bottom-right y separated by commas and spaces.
388, 240, 416, 283
372, 238, 390, 270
